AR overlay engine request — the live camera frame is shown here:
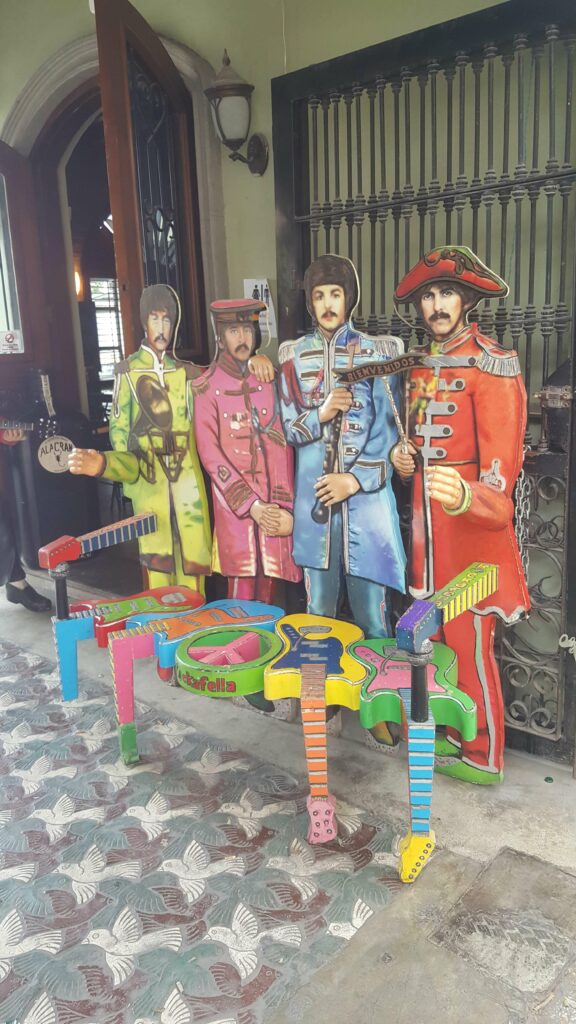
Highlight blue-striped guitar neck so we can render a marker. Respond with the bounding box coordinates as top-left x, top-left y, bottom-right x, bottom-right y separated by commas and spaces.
38, 513, 158, 570
362, 562, 498, 884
